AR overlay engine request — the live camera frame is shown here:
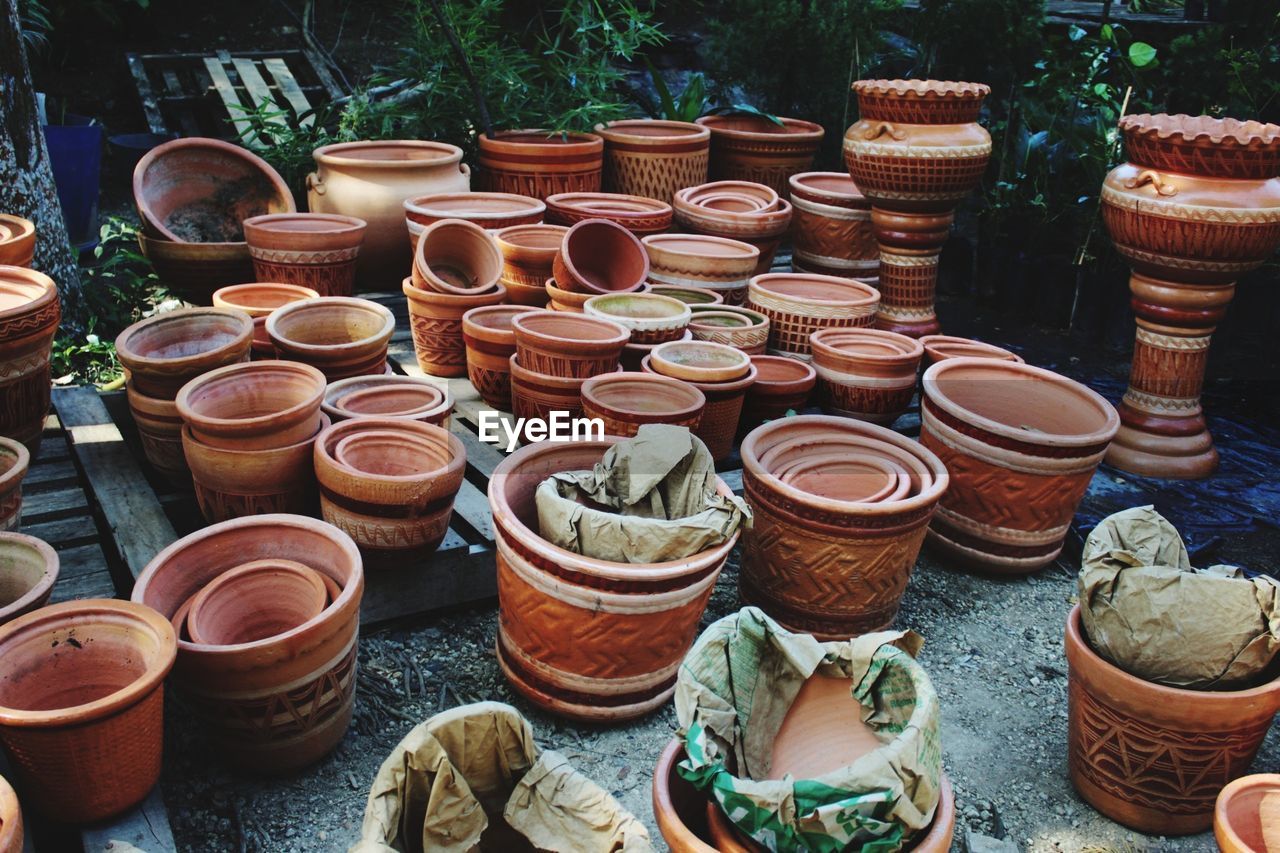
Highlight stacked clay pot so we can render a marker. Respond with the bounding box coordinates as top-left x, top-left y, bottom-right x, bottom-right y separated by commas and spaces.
546, 192, 673, 236
552, 218, 650, 298
322, 375, 453, 427
0, 532, 58, 625
242, 213, 366, 298
0, 267, 59, 452
695, 115, 825, 196
648, 284, 725, 306
463, 305, 534, 410
622, 328, 692, 373
919, 334, 1023, 368
403, 191, 544, 250
642, 340, 757, 462
0, 438, 28, 532
265, 296, 395, 380
133, 514, 364, 772
213, 282, 319, 359
581, 373, 706, 437
810, 327, 923, 425
116, 307, 254, 484
0, 771, 19, 852
643, 234, 759, 306
175, 360, 328, 522
1215, 774, 1280, 852
0, 216, 35, 267
673, 182, 792, 275
493, 224, 566, 307
747, 272, 880, 359
477, 130, 604, 199
595, 119, 711, 202
489, 437, 739, 720
687, 304, 770, 354
314, 418, 465, 567
584, 292, 690, 345
789, 172, 879, 282
740, 355, 817, 433
739, 414, 948, 637
920, 358, 1119, 574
